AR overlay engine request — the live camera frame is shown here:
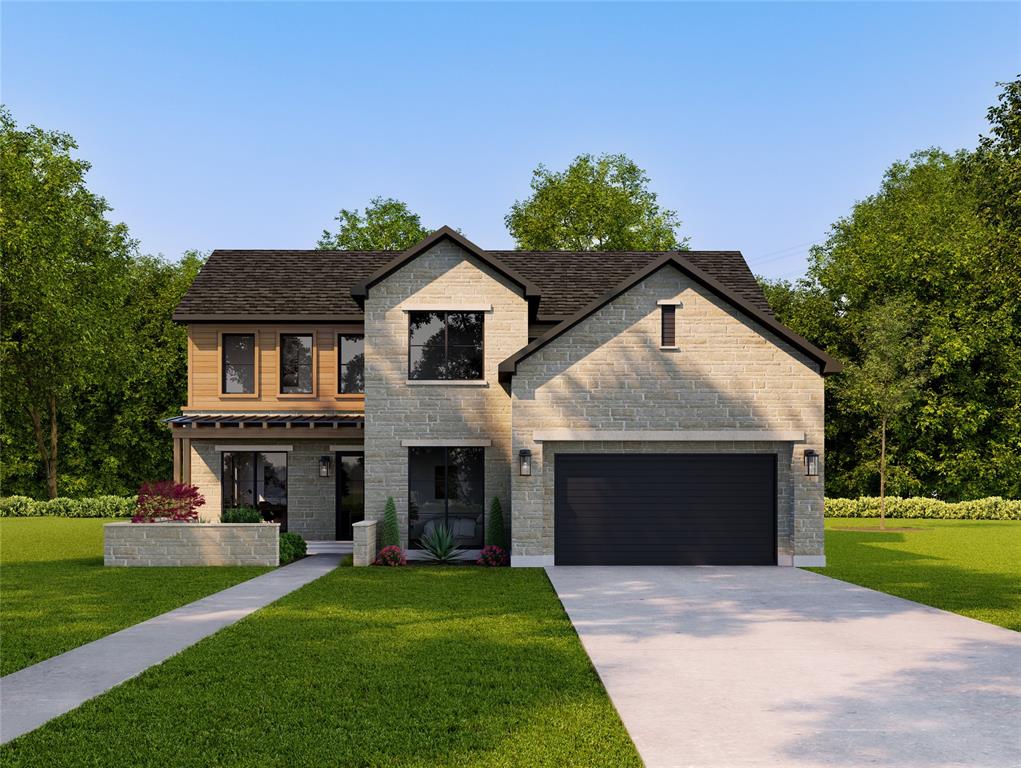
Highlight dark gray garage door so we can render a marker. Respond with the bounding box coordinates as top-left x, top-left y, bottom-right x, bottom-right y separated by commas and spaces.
554, 453, 776, 565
